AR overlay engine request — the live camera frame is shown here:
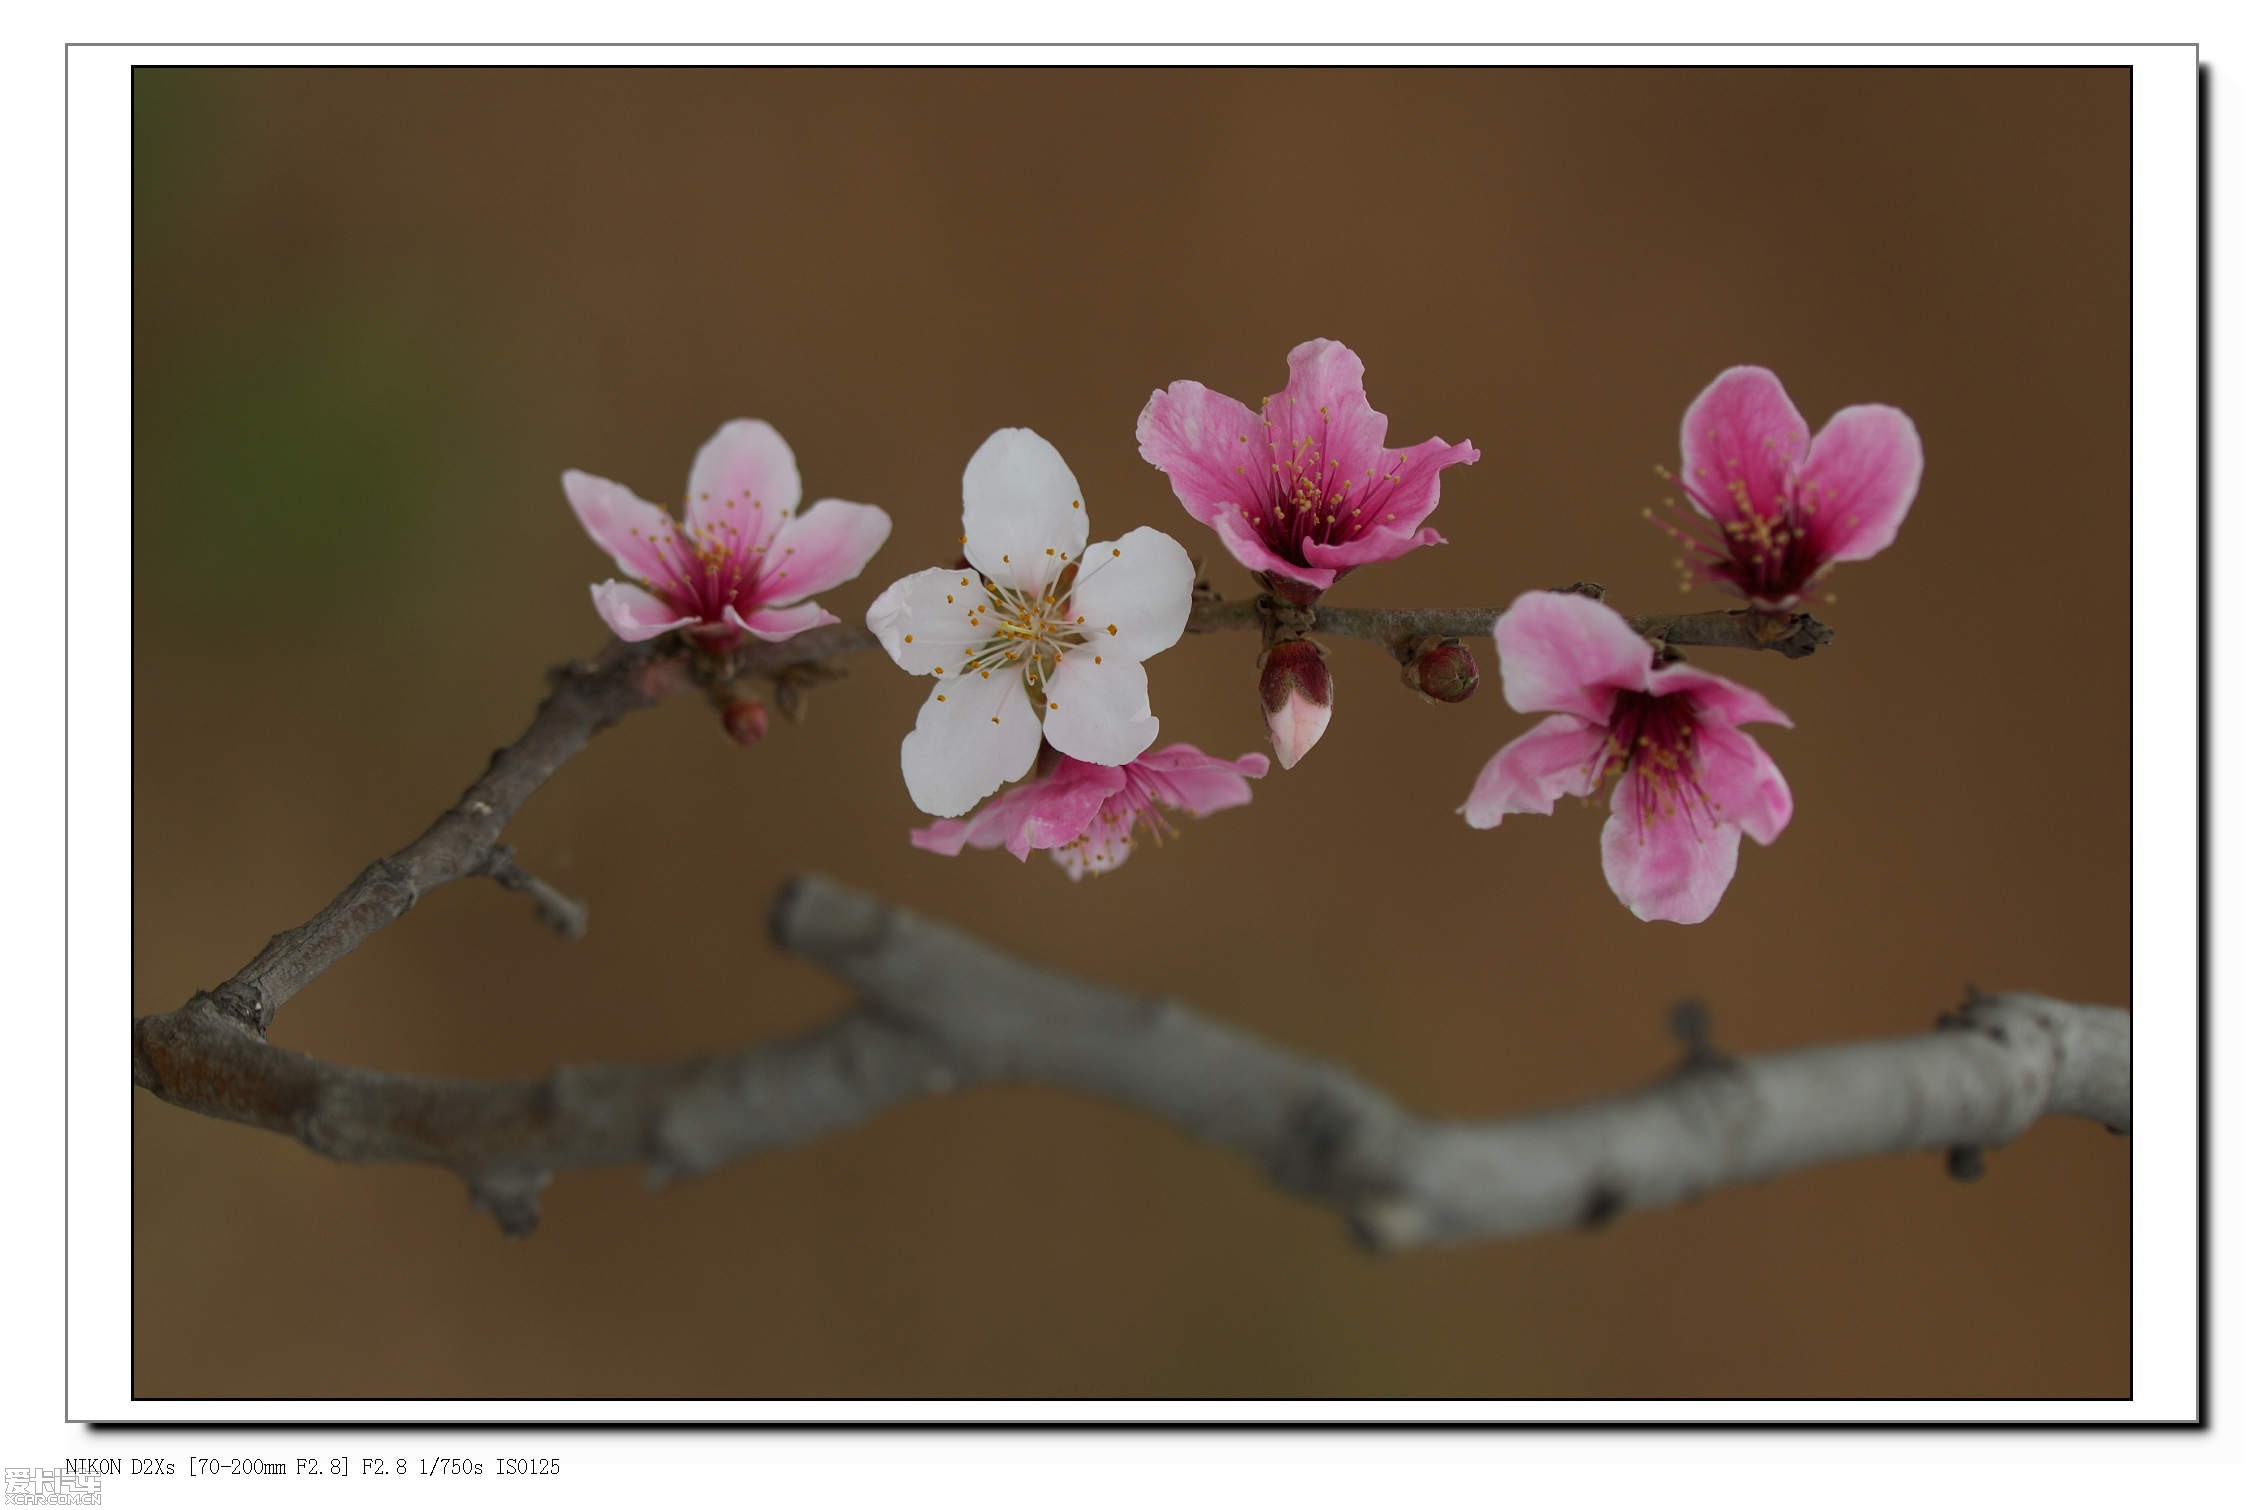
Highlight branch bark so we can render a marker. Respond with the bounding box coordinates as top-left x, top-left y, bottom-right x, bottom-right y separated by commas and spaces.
138, 582, 2105, 1251
132, 875, 2127, 1246
164, 587, 1823, 1042
1183, 596, 1833, 659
